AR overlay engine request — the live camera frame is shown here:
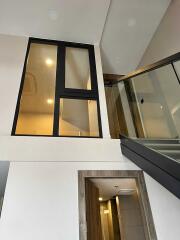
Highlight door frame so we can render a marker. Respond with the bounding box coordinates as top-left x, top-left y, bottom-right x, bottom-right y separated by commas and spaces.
78, 170, 157, 240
